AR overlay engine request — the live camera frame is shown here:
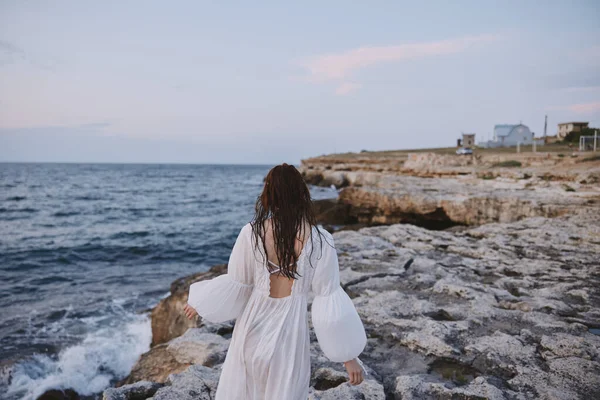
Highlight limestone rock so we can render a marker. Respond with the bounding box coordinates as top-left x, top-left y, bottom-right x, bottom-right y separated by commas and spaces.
337, 175, 597, 226
150, 264, 227, 346
112, 205, 600, 399
308, 380, 385, 400
394, 374, 512, 400
338, 212, 600, 398
118, 344, 190, 386
300, 150, 600, 182
149, 365, 219, 400
166, 329, 229, 366
309, 367, 385, 399
300, 151, 600, 227
103, 381, 162, 400
120, 328, 229, 386
539, 332, 600, 360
